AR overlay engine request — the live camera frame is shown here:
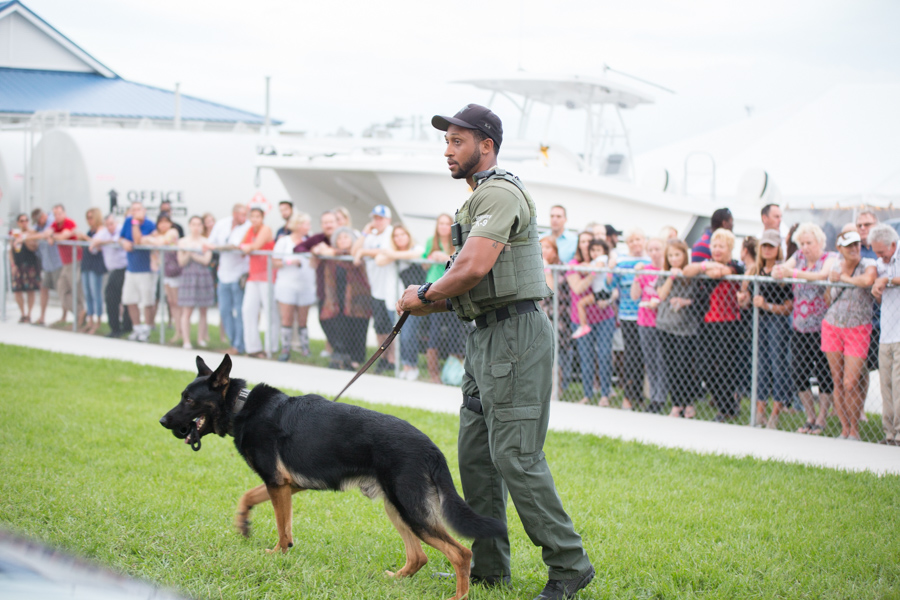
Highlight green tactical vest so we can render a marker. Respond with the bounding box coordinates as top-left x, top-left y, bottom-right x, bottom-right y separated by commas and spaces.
448, 167, 553, 321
